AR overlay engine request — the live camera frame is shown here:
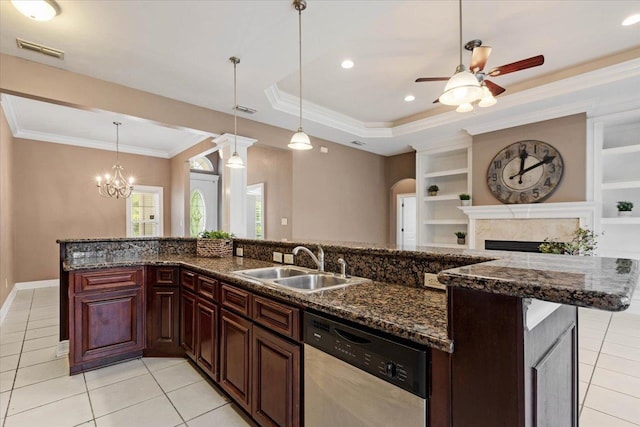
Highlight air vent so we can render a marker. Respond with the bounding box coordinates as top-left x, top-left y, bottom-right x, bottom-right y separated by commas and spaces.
233, 105, 257, 114
16, 38, 64, 59
350, 140, 366, 146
